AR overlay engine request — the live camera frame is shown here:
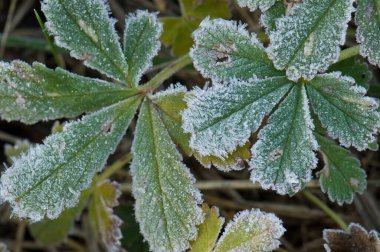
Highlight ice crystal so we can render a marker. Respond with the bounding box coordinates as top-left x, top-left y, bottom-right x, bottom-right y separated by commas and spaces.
267, 0, 354, 81
237, 0, 277, 12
